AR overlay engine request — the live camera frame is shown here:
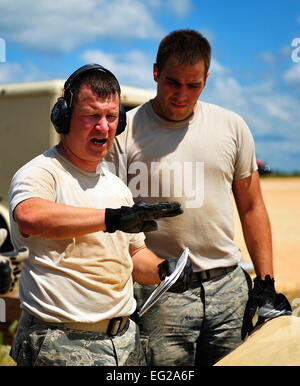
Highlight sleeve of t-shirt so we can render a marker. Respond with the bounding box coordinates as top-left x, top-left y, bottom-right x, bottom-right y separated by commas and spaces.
233, 116, 258, 180
9, 165, 56, 215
